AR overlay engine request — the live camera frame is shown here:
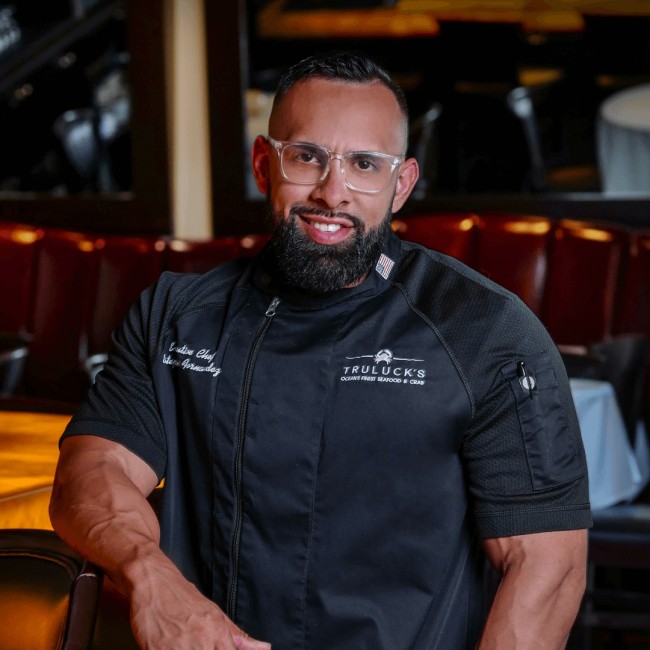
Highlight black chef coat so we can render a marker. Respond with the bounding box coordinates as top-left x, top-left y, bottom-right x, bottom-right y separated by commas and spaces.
62, 231, 592, 650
